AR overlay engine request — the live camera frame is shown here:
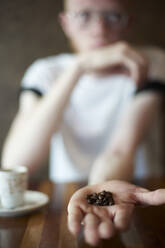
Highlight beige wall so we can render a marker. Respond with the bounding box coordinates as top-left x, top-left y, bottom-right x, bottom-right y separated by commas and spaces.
0, 0, 164, 168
